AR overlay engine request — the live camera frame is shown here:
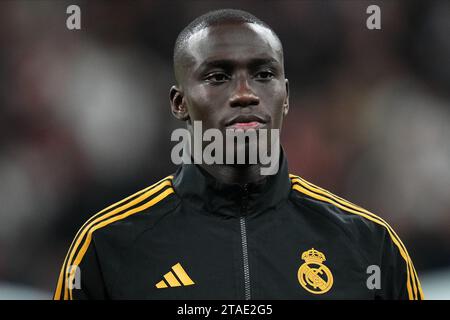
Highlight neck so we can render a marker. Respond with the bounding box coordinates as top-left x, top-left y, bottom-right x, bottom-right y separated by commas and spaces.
199, 163, 266, 185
